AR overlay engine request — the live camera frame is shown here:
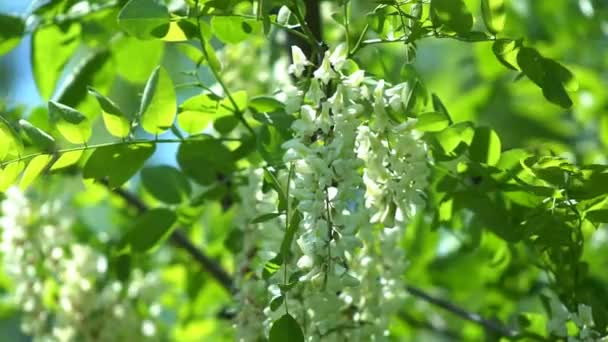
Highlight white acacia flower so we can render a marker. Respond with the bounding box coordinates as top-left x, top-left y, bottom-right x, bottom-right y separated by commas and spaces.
313, 52, 337, 84
288, 45, 311, 77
